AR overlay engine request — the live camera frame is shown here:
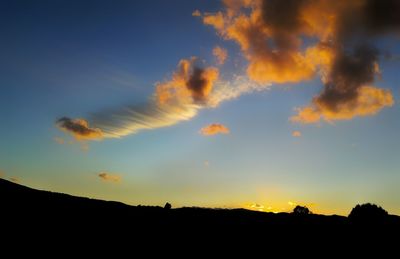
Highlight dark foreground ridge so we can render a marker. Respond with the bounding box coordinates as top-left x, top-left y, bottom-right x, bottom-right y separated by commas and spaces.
1, 178, 399, 246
